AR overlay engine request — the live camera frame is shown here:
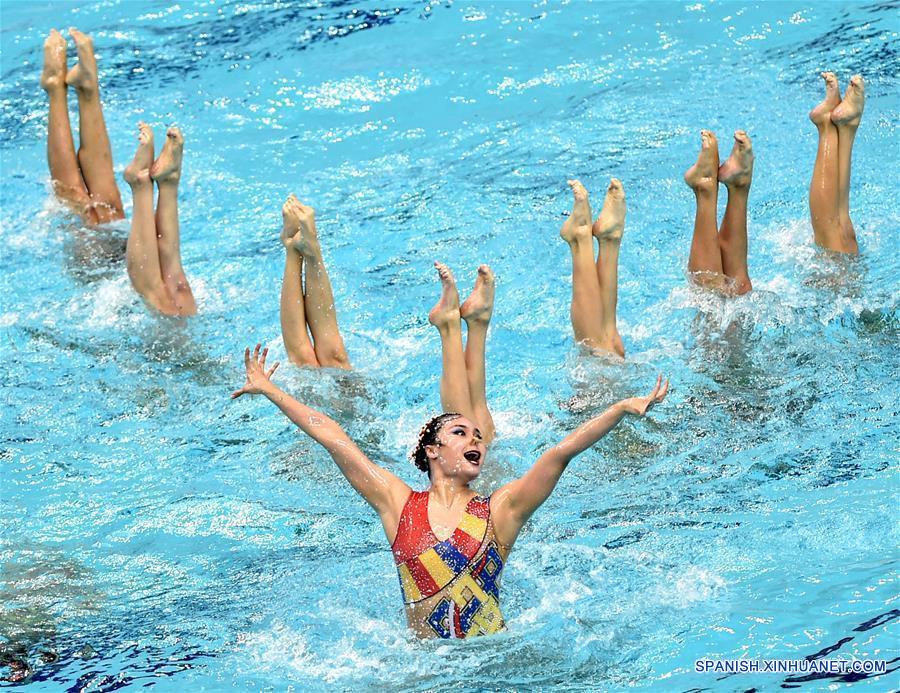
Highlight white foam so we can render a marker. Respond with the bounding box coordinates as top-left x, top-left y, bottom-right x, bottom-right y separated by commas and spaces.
0, 312, 18, 328
300, 72, 430, 110
84, 277, 139, 329
237, 618, 409, 683
656, 565, 727, 608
